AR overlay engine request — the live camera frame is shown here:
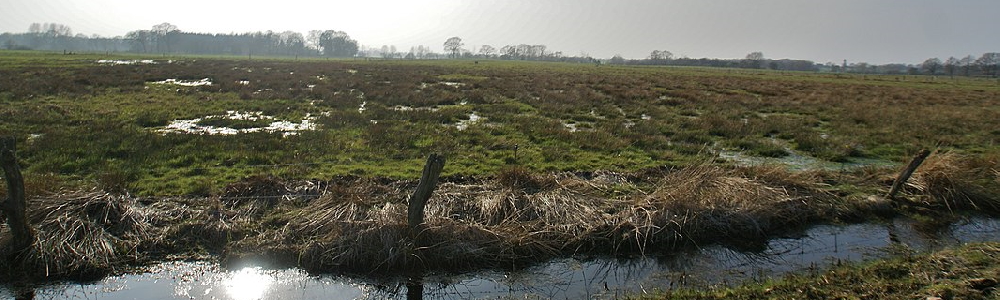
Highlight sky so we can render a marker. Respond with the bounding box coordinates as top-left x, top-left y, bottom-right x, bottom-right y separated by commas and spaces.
1, 0, 998, 64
